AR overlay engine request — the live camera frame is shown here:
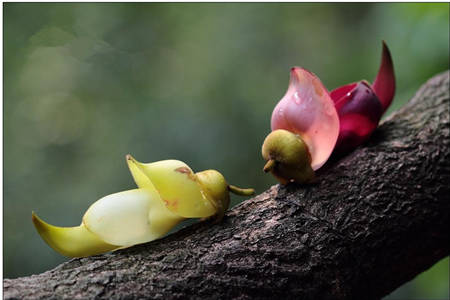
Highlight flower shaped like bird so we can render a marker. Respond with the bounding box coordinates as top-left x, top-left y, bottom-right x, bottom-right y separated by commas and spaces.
262, 42, 395, 184
33, 156, 254, 257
